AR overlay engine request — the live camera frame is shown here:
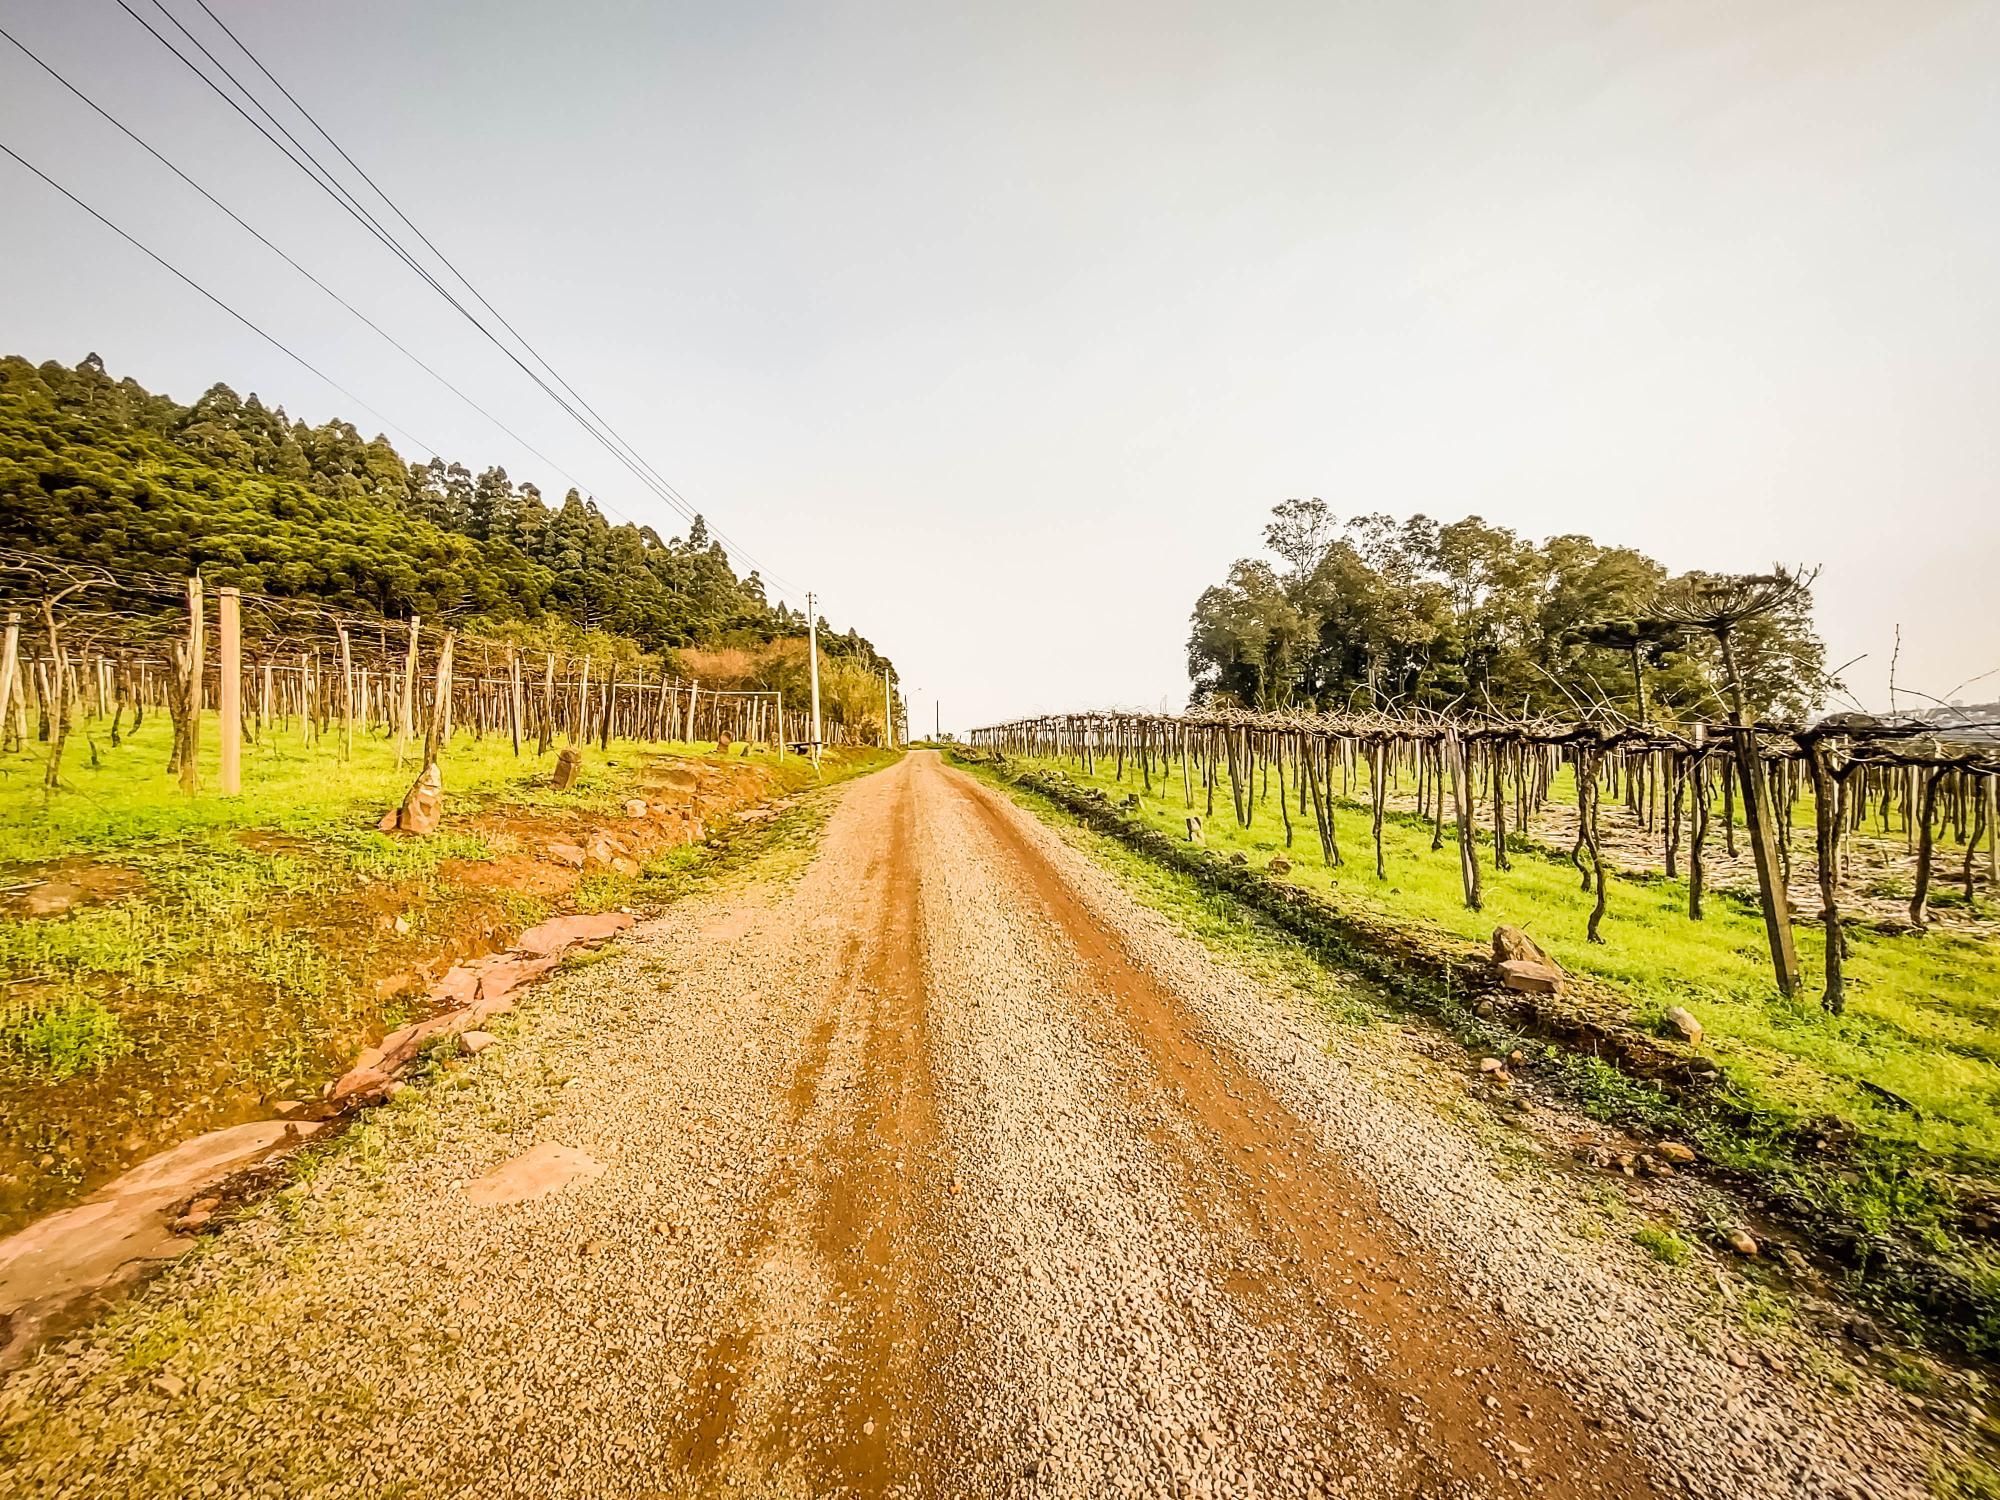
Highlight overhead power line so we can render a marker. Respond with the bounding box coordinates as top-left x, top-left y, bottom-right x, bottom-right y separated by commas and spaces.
122, 0, 800, 597
0, 22, 606, 501
0, 135, 438, 457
